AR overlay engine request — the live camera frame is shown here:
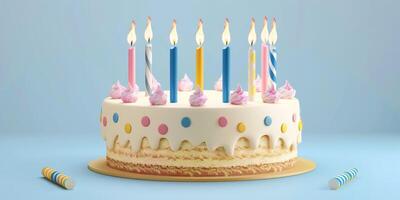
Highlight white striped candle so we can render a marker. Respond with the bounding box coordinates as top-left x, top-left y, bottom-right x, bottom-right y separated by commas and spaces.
329, 168, 359, 190
145, 43, 152, 95
144, 17, 153, 96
